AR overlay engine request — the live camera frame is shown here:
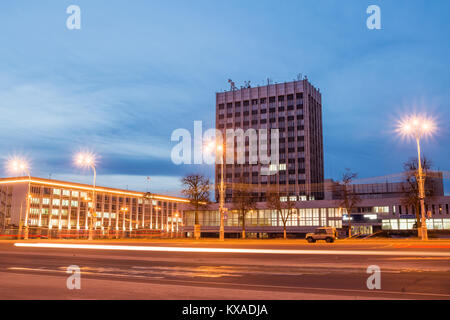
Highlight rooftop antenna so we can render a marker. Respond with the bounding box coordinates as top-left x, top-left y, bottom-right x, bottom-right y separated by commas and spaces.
48, 173, 52, 180
297, 73, 302, 81
244, 81, 251, 88
146, 176, 150, 193
267, 78, 273, 85
228, 79, 237, 91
